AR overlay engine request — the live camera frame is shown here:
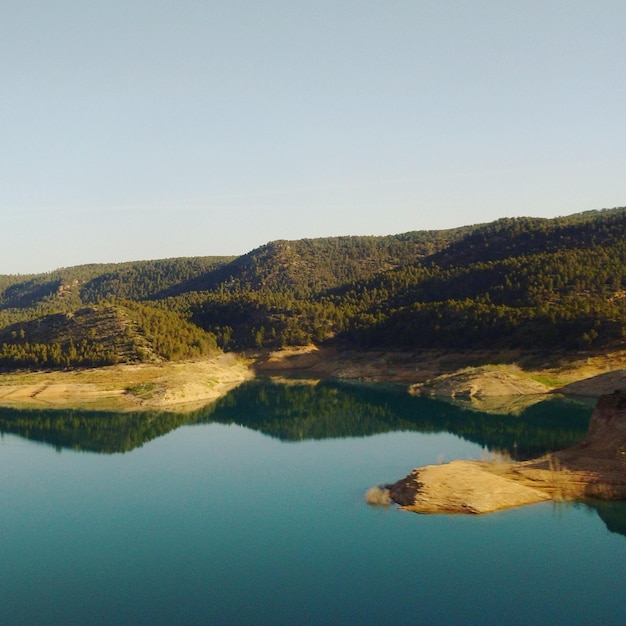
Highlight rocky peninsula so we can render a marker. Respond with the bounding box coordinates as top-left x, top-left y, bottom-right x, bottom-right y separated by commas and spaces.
379, 391, 626, 514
